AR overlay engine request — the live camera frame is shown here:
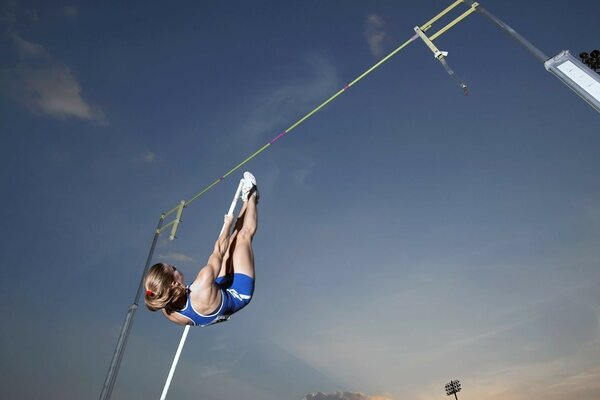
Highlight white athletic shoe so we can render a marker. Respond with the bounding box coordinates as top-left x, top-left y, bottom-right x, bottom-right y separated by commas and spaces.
240, 171, 259, 202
